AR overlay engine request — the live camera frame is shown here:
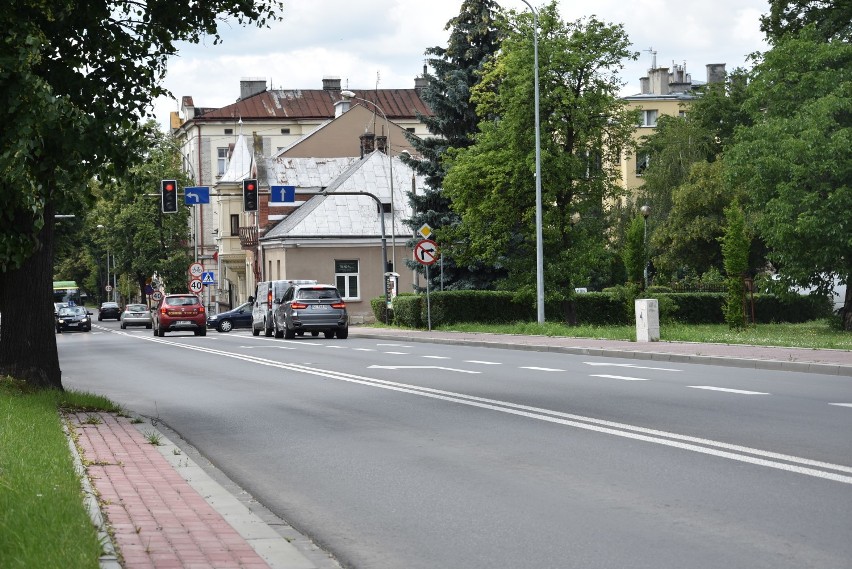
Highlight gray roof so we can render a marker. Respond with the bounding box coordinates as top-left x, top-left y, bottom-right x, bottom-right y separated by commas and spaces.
220, 133, 253, 182
267, 156, 359, 189
262, 151, 423, 241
